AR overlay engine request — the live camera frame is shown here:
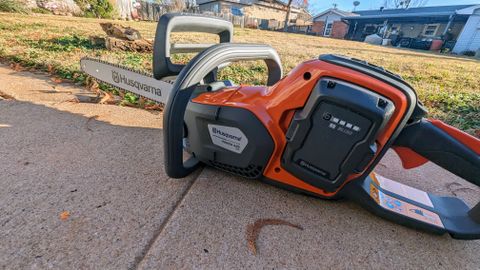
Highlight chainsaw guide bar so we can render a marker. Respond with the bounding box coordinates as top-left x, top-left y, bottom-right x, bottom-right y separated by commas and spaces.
80, 57, 173, 104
